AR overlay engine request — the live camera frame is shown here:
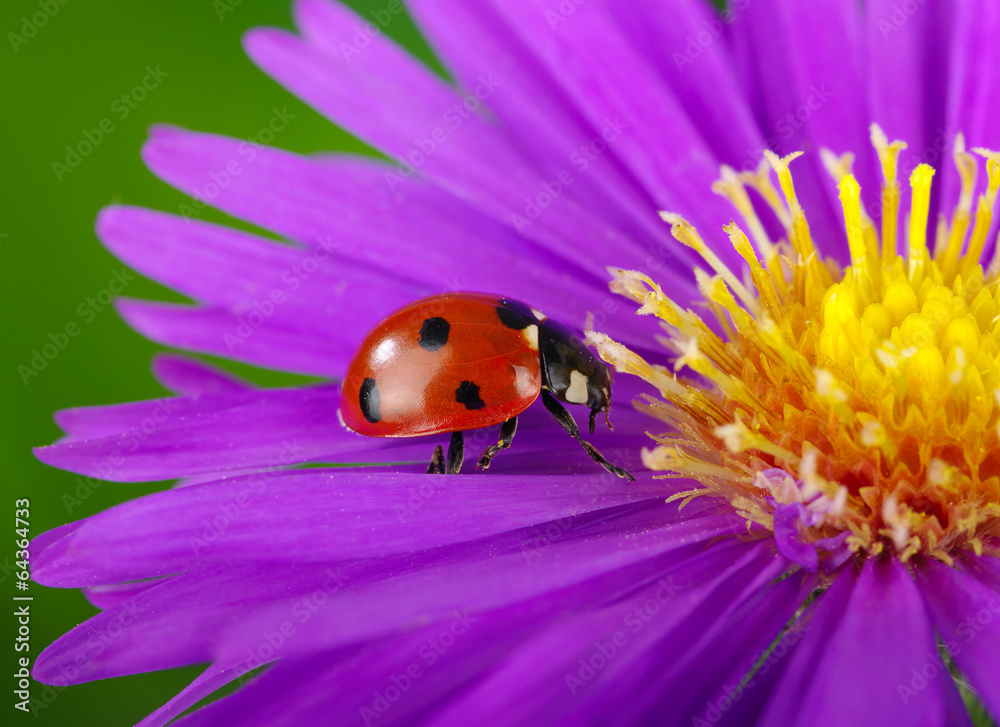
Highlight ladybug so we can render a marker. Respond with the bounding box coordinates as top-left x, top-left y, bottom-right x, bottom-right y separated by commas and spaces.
340, 292, 634, 481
